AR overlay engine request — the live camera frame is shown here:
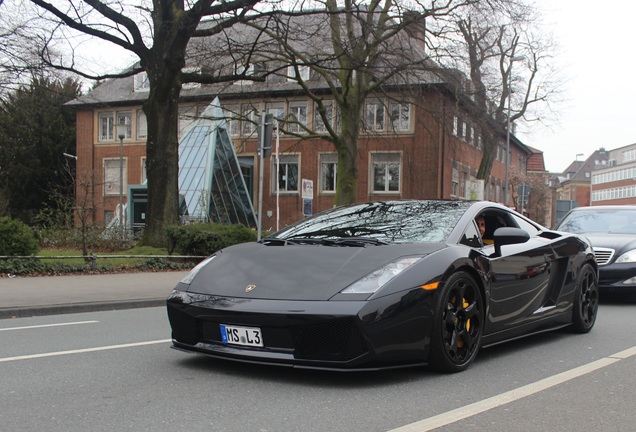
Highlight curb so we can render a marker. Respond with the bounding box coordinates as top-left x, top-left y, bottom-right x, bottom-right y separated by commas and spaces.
0, 298, 167, 320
